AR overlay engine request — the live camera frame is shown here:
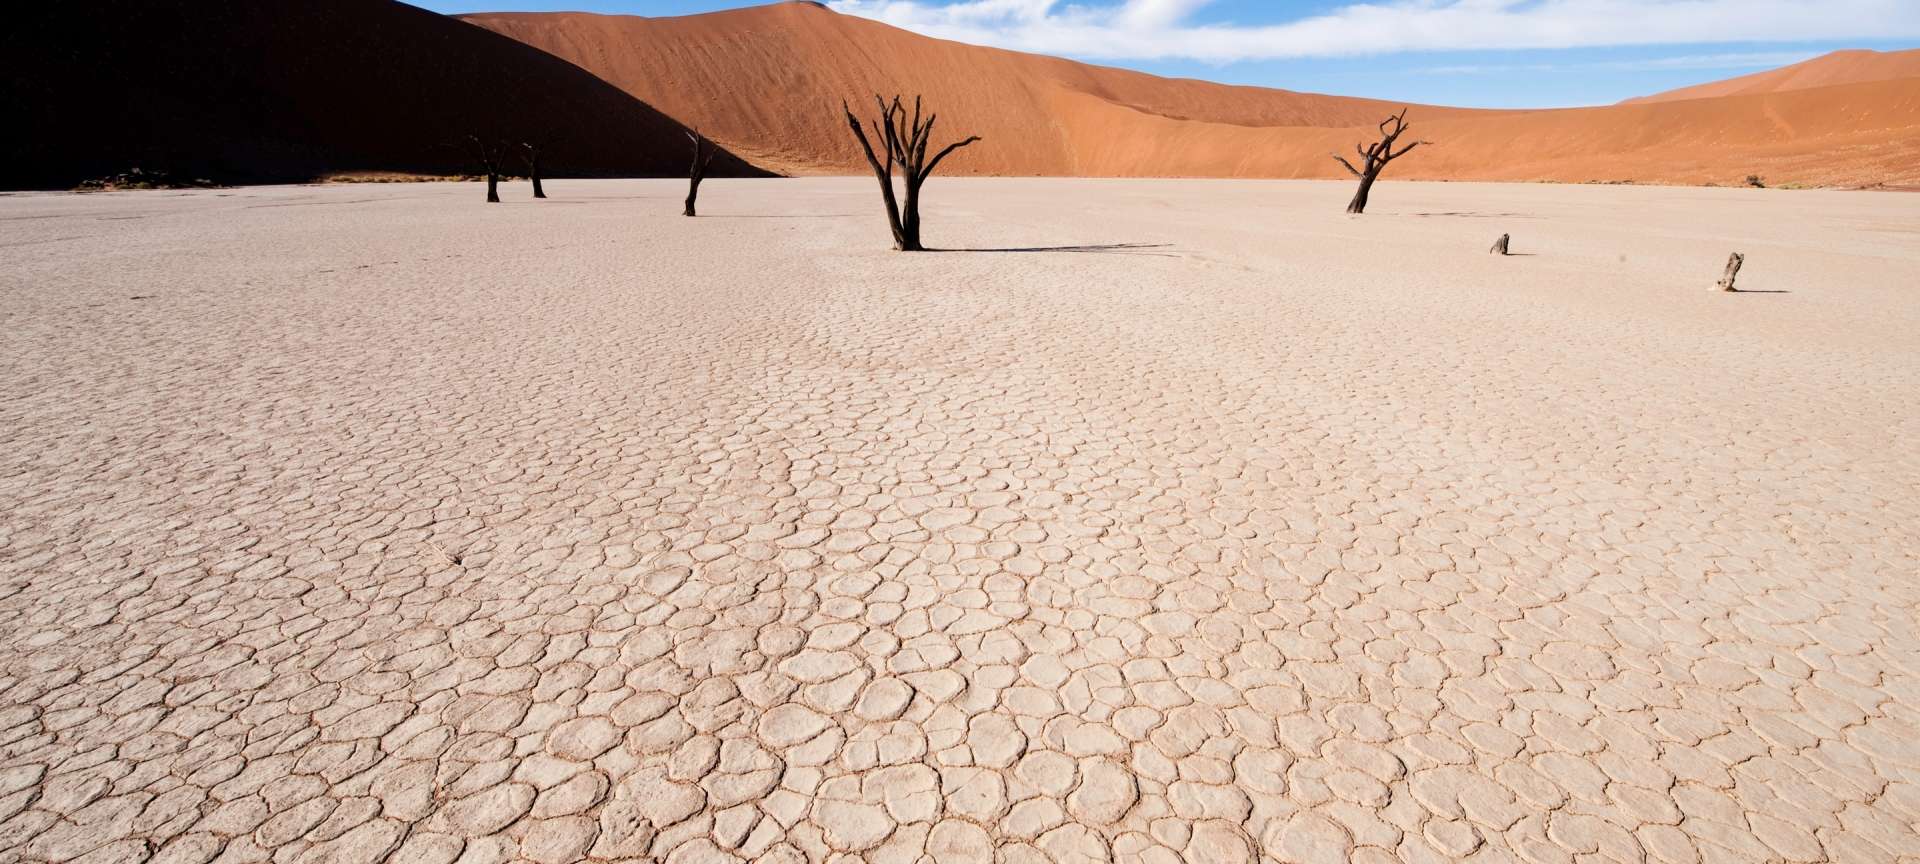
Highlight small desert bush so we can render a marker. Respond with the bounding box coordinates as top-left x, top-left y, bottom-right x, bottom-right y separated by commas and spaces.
319, 172, 484, 184
75, 167, 216, 192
